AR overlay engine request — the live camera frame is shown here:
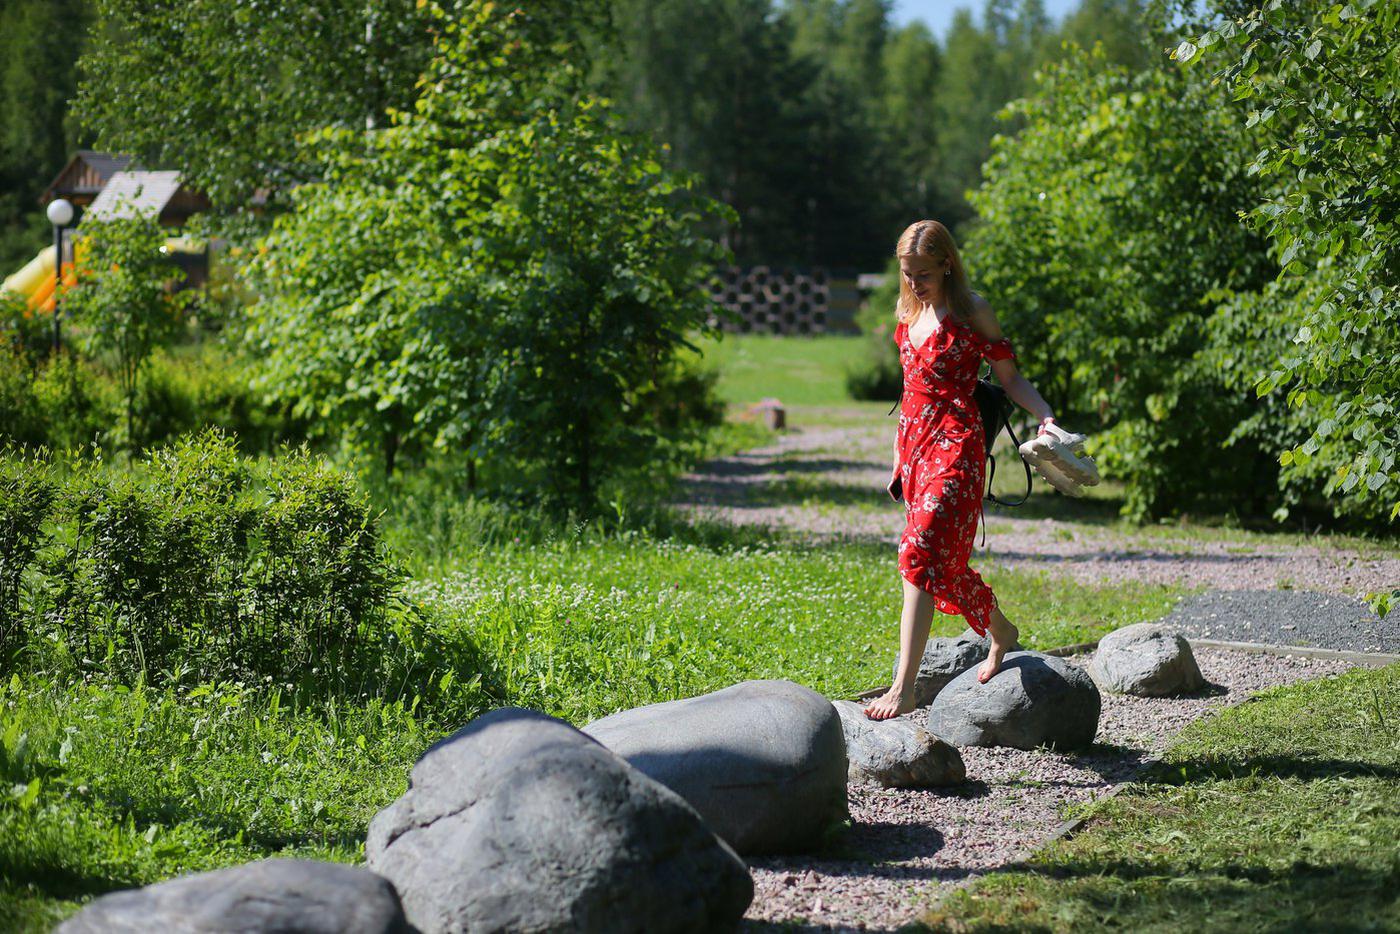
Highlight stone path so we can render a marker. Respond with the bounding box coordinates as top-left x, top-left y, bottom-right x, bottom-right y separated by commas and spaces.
741, 646, 1355, 932
672, 406, 1400, 596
